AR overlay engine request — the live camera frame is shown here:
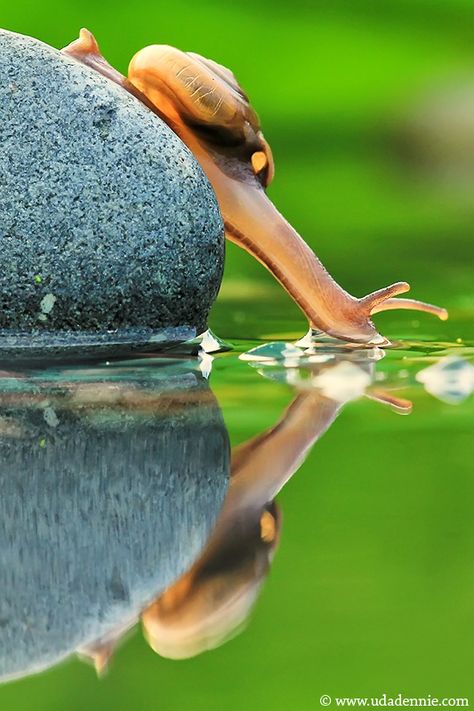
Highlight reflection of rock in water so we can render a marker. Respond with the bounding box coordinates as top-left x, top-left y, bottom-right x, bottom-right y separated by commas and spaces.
0, 365, 230, 682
